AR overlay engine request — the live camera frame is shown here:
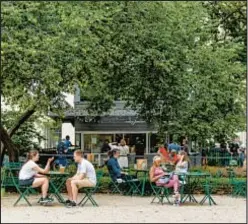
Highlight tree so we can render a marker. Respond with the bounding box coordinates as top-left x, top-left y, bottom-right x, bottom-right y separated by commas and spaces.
1, 1, 245, 160
1, 109, 46, 155
203, 1, 246, 63
95, 2, 246, 143
1, 2, 114, 161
